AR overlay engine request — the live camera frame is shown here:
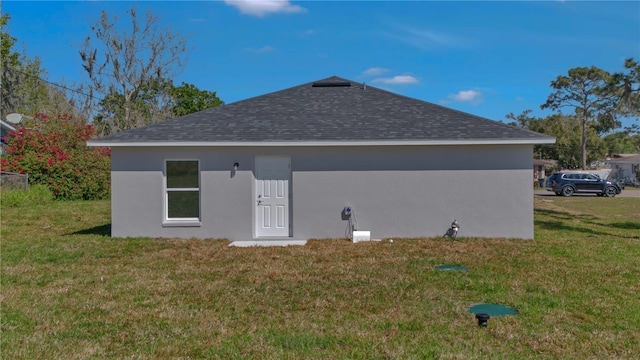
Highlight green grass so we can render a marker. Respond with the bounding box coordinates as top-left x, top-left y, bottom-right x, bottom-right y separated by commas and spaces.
0, 185, 53, 208
1, 196, 639, 359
